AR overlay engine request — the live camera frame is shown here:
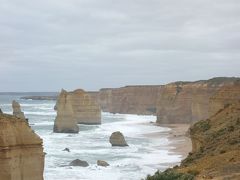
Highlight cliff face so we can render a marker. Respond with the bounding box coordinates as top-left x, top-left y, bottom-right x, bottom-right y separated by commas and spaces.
156, 78, 239, 124
209, 80, 240, 116
55, 89, 101, 125
0, 114, 44, 180
69, 89, 101, 124
147, 81, 240, 179
53, 89, 79, 133
98, 86, 161, 115
177, 102, 240, 179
